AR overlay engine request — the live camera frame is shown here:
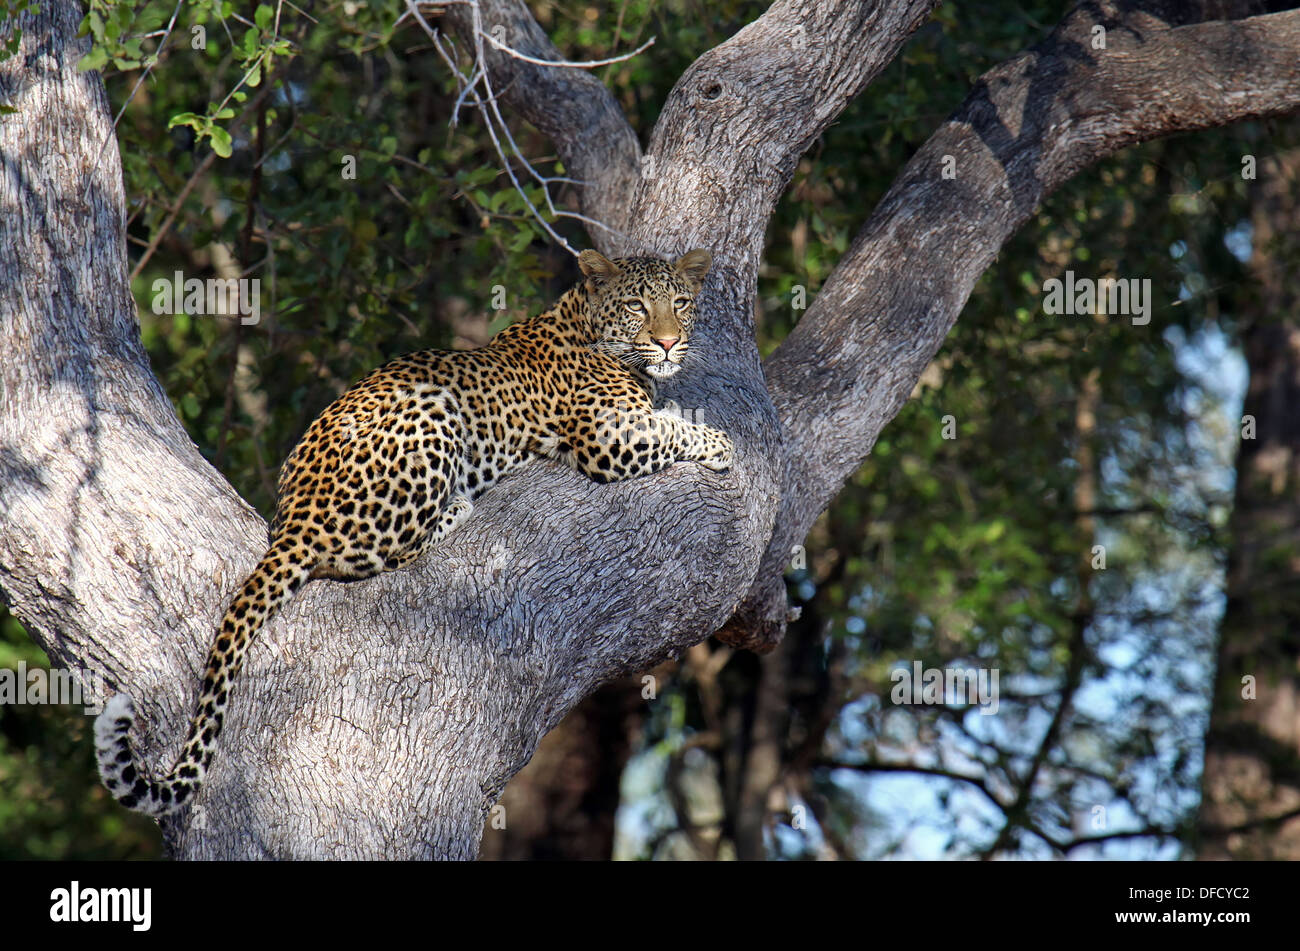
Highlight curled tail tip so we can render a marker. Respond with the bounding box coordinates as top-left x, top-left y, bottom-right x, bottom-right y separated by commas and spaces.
94, 693, 136, 743
92, 693, 181, 818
